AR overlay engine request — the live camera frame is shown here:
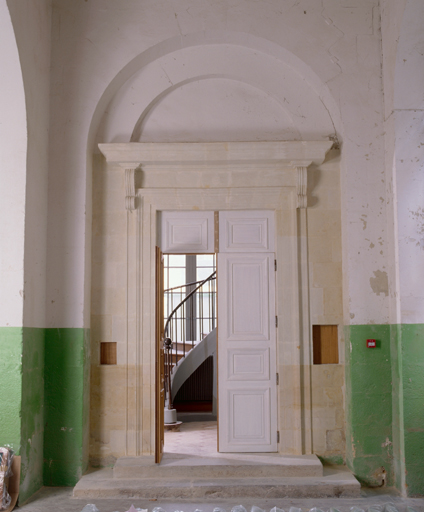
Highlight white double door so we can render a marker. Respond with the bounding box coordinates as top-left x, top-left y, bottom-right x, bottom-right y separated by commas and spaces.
218, 211, 277, 452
